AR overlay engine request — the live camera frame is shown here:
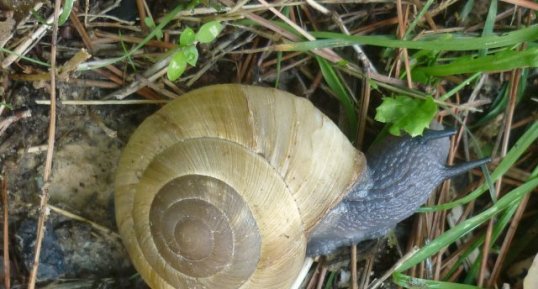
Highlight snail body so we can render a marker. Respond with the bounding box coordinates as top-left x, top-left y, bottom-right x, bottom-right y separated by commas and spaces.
115, 84, 487, 289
